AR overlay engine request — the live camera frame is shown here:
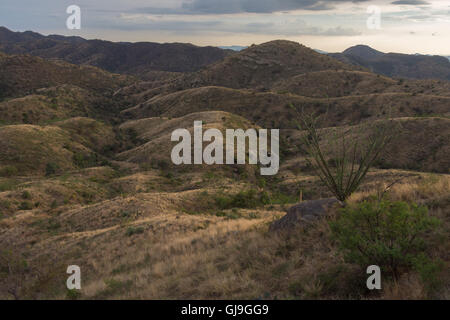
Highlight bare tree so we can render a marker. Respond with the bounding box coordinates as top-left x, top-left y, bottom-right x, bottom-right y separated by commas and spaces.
292, 107, 397, 202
